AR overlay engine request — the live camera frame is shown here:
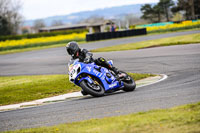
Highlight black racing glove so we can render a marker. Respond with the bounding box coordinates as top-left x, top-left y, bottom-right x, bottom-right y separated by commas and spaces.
84, 57, 91, 63
83, 50, 93, 63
